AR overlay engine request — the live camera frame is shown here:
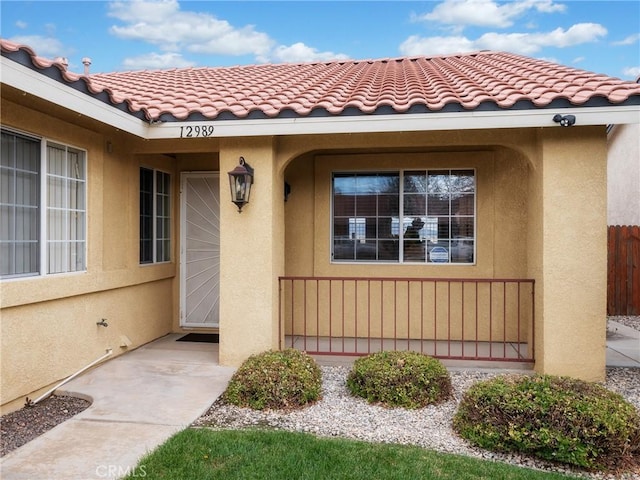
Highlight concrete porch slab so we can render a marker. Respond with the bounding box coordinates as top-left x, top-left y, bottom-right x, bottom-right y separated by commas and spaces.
606, 320, 640, 368
0, 334, 235, 480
